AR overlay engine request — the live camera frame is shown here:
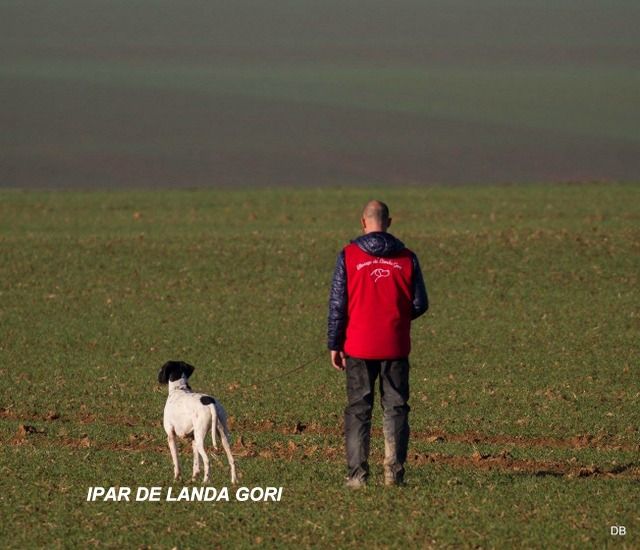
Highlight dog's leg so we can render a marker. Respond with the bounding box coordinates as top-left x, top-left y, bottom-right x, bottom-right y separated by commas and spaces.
192, 439, 201, 481
193, 429, 210, 483
167, 431, 181, 481
217, 420, 237, 484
